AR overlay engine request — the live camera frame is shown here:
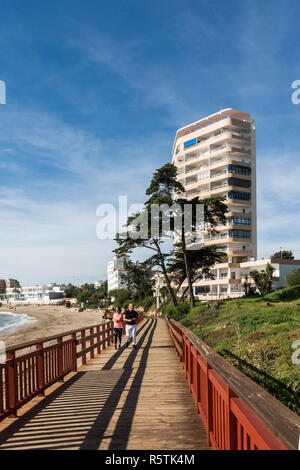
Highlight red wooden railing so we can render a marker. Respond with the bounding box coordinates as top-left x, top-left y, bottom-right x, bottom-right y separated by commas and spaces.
0, 311, 144, 422
166, 318, 300, 451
